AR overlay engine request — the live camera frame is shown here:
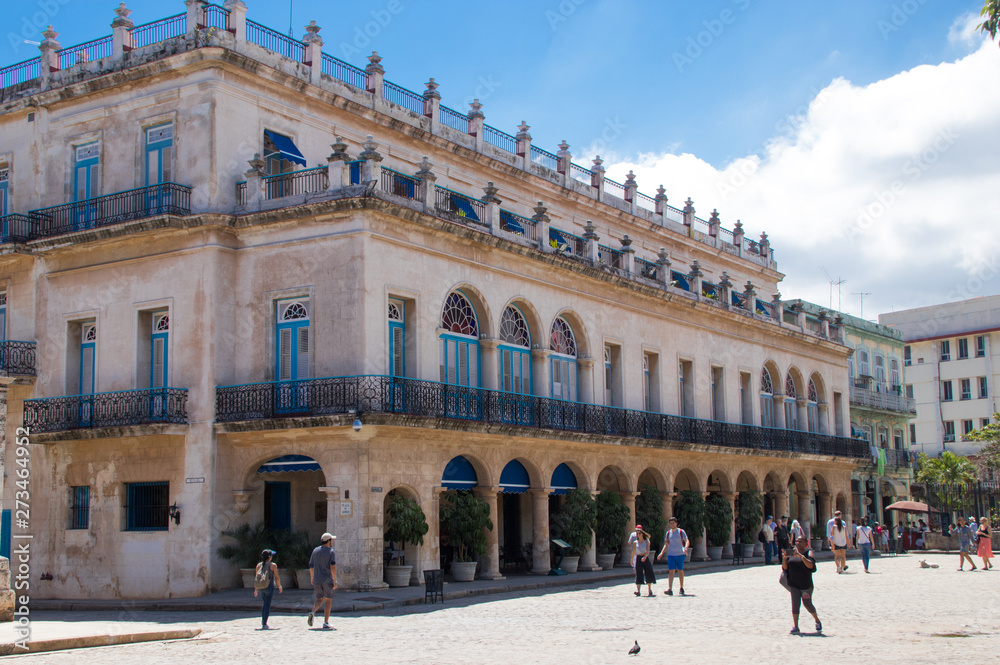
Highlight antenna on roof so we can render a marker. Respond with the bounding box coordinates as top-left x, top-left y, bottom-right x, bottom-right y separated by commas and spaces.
289, 0, 294, 39
820, 266, 846, 312
852, 292, 872, 320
